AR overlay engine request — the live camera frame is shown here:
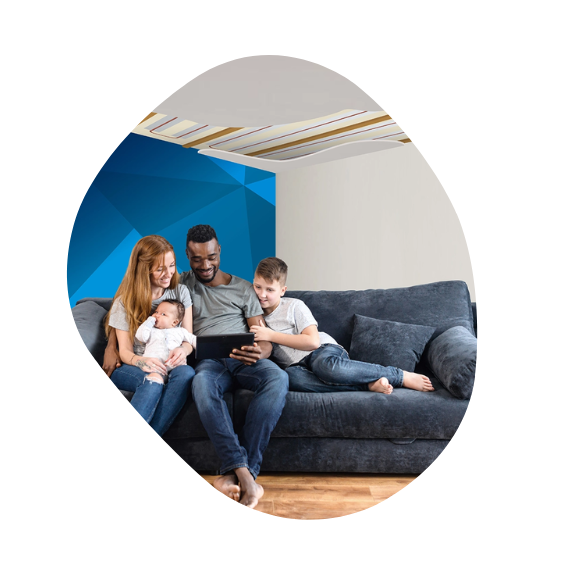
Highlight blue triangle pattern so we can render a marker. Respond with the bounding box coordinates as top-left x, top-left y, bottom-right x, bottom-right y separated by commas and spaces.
68, 133, 276, 306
